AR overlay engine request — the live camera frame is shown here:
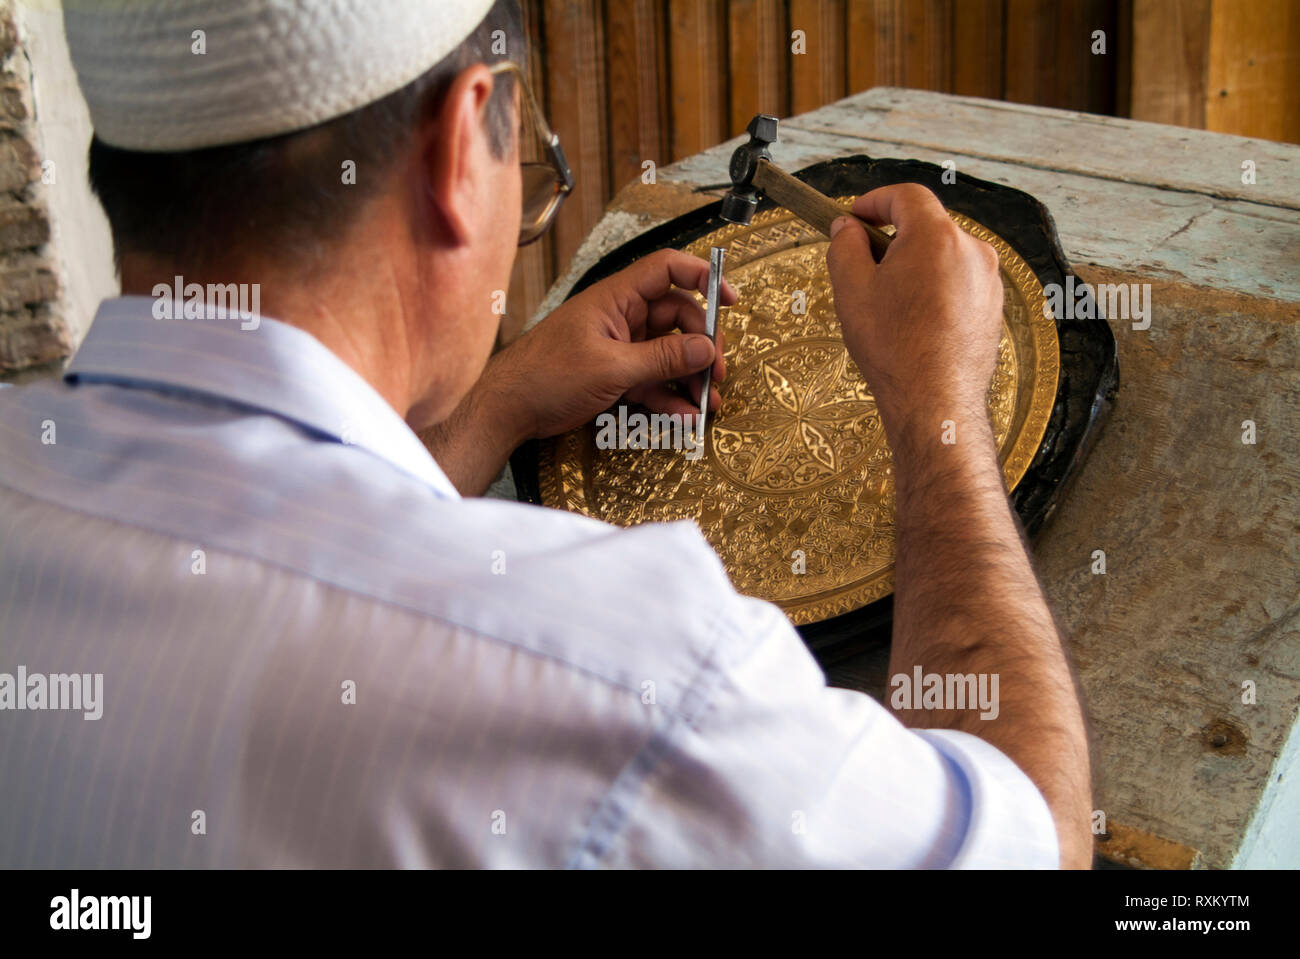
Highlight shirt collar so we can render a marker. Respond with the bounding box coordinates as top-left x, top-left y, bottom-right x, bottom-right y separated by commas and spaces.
65, 296, 462, 499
